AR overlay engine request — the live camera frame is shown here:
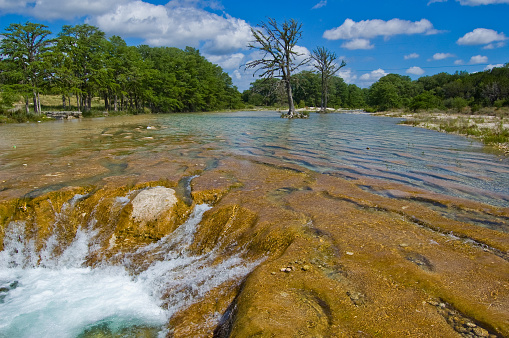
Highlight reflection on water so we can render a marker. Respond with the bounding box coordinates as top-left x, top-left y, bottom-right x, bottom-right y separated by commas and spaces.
1, 111, 508, 206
